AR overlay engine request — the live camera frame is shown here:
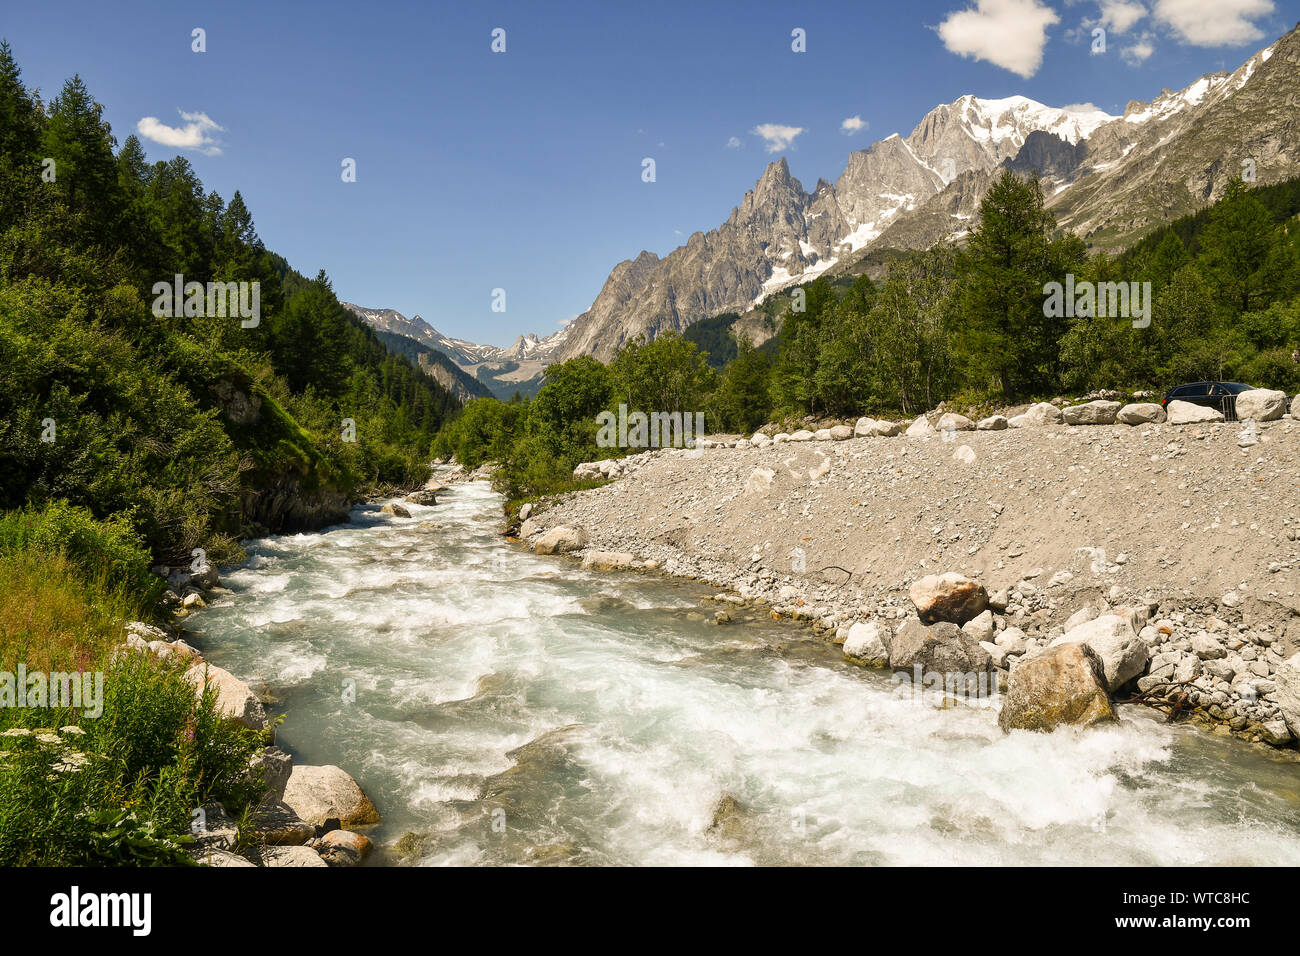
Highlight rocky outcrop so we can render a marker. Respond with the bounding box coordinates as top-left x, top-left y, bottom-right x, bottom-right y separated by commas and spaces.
999, 643, 1116, 732
282, 764, 380, 828
380, 502, 411, 518
908, 573, 989, 625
